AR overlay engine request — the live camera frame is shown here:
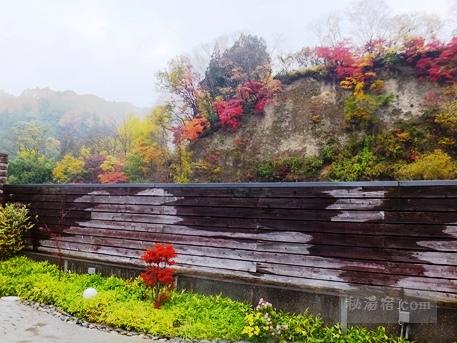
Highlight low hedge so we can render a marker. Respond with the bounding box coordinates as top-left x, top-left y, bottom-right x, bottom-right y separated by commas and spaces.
0, 257, 408, 342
